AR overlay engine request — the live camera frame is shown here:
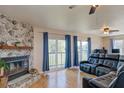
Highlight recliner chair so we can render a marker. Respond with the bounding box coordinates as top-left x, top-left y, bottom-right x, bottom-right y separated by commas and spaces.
90, 54, 105, 74
80, 53, 99, 73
